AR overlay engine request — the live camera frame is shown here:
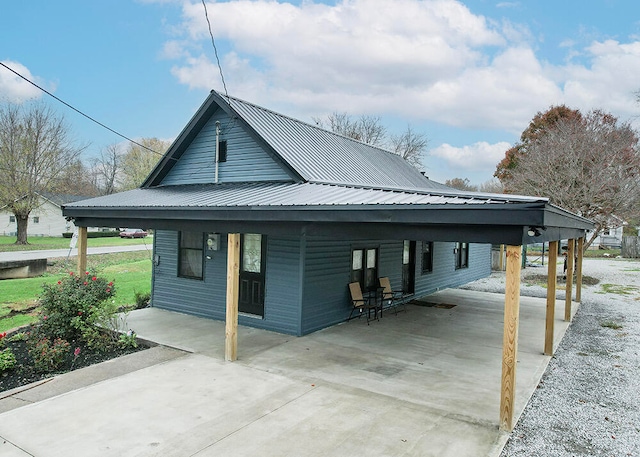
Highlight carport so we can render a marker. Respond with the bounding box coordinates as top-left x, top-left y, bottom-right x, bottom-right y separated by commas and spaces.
65, 193, 593, 431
